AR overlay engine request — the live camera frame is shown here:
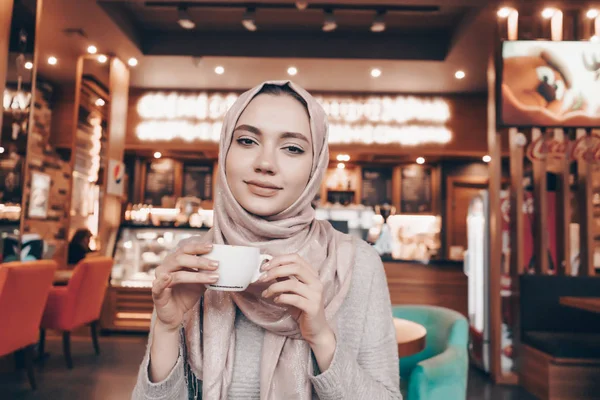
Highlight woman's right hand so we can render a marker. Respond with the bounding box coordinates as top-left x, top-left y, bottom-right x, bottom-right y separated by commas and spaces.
151, 240, 219, 332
